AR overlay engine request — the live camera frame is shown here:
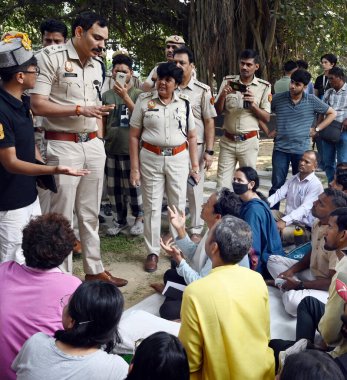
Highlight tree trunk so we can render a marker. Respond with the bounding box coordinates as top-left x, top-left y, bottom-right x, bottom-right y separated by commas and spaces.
189, 0, 282, 89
